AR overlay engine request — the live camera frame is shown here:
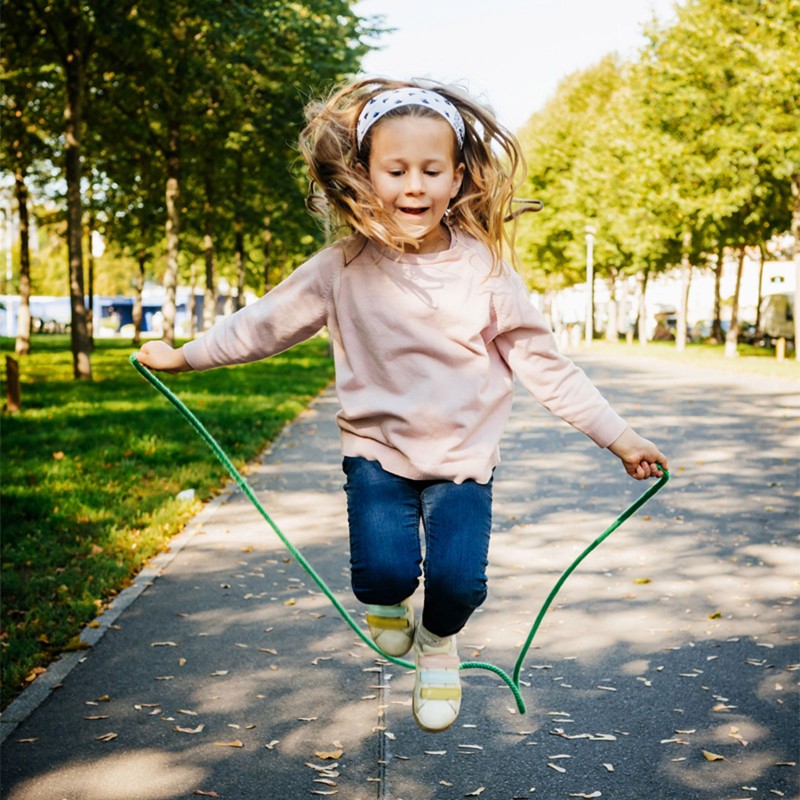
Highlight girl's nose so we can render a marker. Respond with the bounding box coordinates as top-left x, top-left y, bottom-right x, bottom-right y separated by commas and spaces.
404, 170, 424, 193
